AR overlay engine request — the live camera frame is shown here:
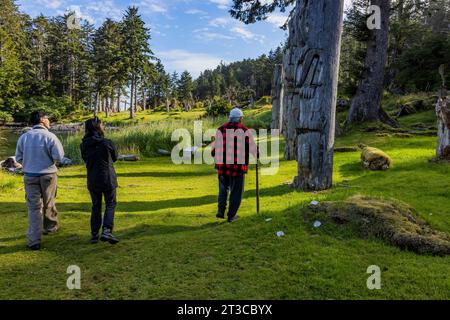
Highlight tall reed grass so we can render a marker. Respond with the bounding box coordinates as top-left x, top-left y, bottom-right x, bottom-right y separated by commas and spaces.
62, 118, 228, 163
